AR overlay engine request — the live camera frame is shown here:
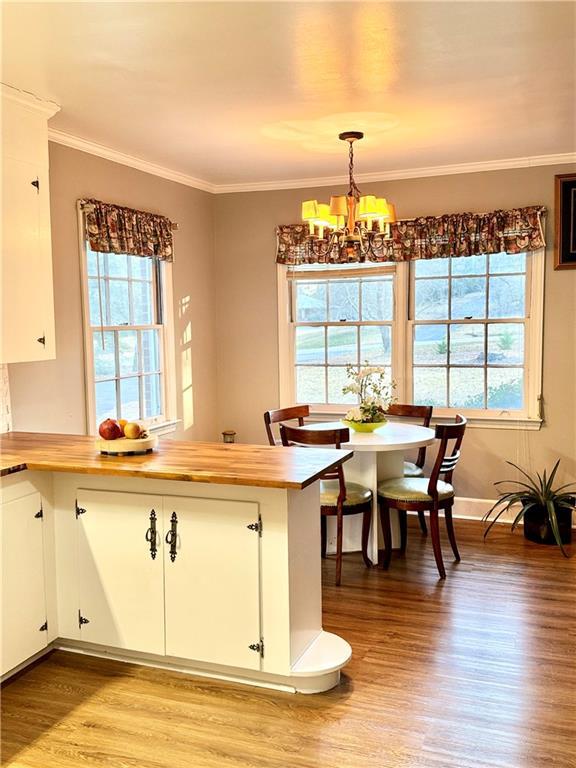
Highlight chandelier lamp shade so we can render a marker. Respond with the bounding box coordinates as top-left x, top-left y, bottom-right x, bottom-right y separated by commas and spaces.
301, 132, 396, 258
